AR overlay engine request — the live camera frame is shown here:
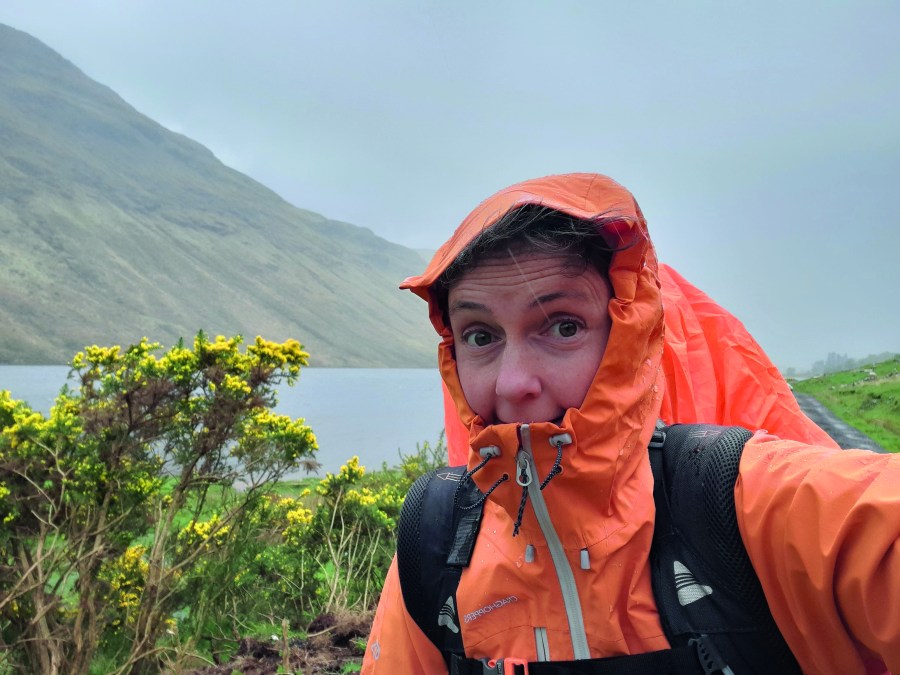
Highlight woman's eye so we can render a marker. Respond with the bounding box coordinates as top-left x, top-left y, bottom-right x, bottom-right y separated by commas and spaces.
551, 320, 580, 338
463, 330, 494, 347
